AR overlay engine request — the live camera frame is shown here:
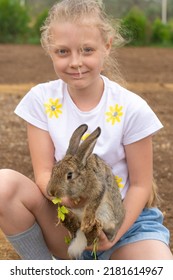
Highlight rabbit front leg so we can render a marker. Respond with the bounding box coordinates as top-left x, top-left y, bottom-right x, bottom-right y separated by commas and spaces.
62, 210, 81, 238
81, 205, 97, 233
81, 192, 103, 234
85, 219, 102, 245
